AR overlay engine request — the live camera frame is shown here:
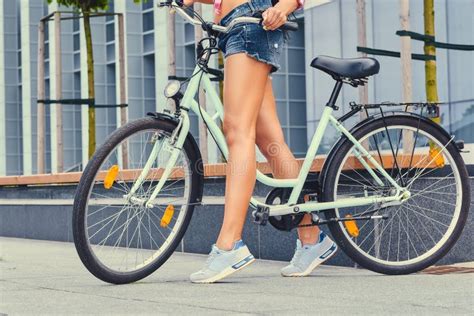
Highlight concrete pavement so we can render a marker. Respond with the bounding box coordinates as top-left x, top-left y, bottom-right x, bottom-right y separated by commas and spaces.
1, 237, 473, 315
